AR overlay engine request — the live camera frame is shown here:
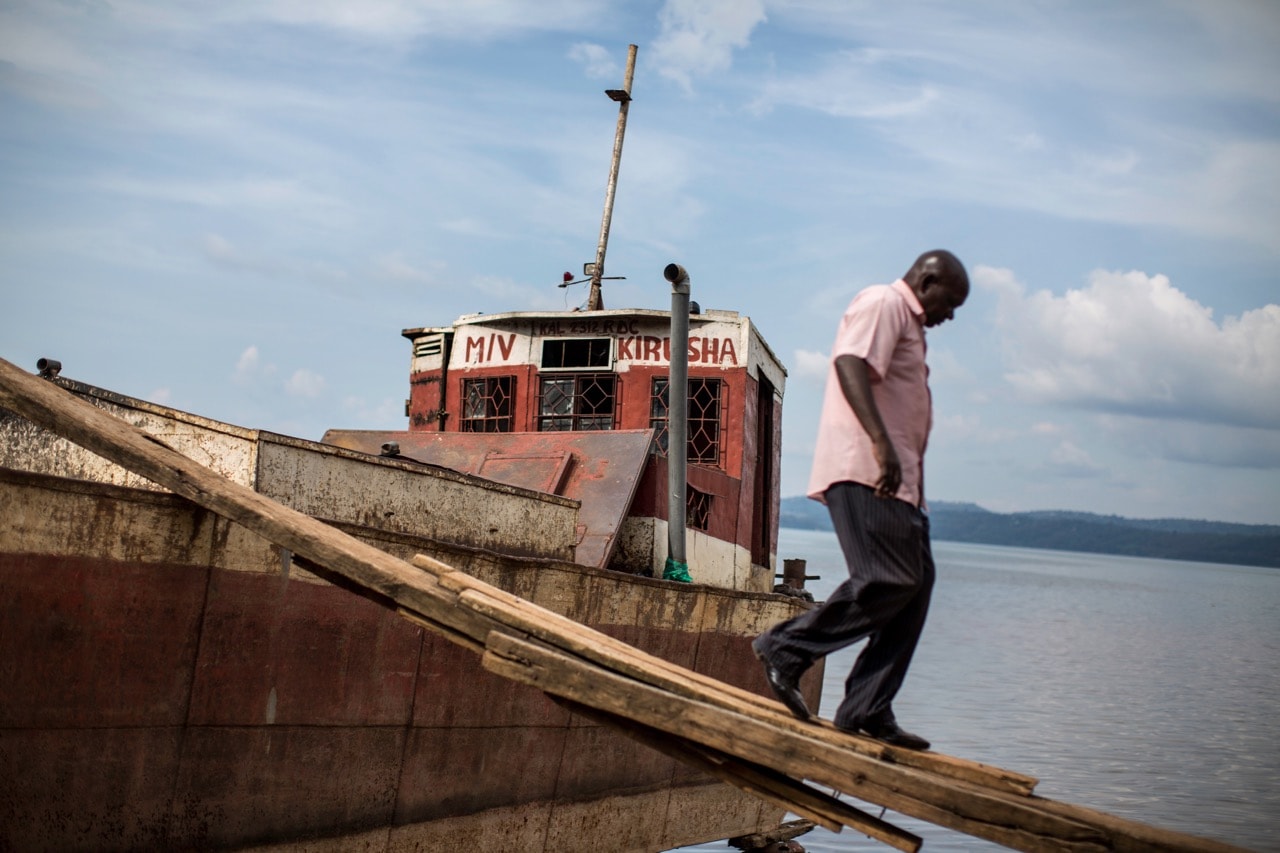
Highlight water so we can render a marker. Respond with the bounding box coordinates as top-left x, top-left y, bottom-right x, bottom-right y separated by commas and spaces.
673, 528, 1280, 852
